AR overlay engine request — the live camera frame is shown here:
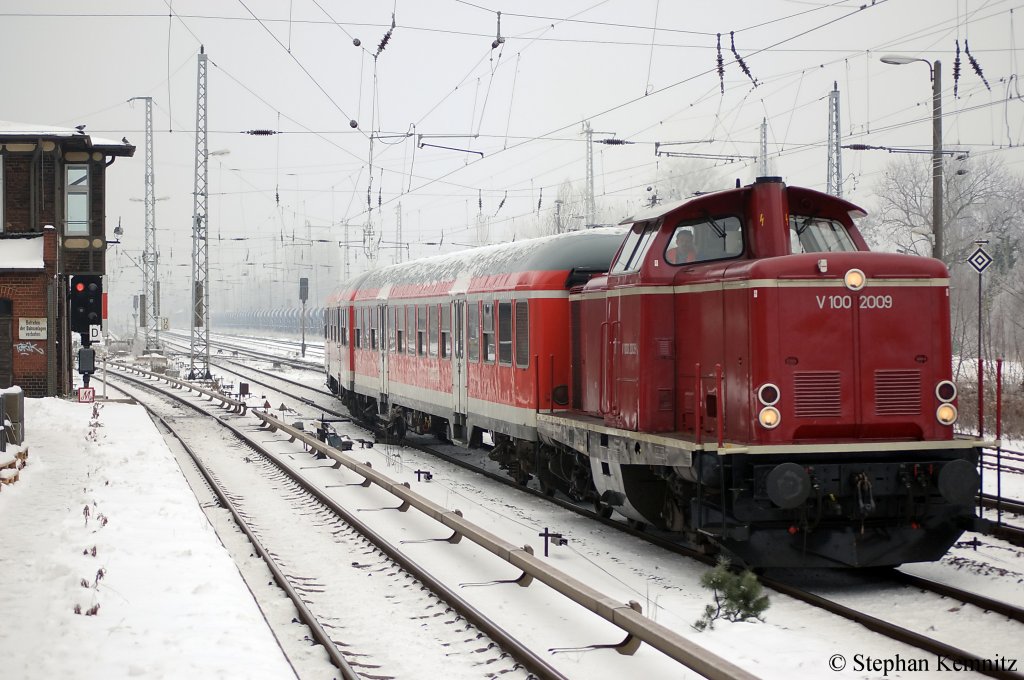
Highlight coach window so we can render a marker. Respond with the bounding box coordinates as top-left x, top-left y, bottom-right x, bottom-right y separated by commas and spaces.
498, 301, 513, 365
354, 306, 362, 348
417, 305, 427, 356
370, 307, 379, 350
406, 306, 416, 354
441, 304, 451, 359
428, 305, 439, 357
610, 220, 657, 274
468, 302, 480, 362
340, 308, 348, 346
514, 300, 529, 368
65, 164, 90, 235
395, 307, 404, 353
482, 302, 496, 363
